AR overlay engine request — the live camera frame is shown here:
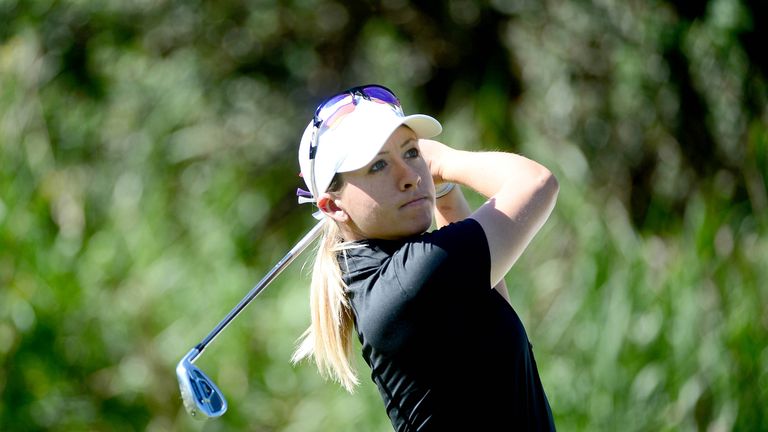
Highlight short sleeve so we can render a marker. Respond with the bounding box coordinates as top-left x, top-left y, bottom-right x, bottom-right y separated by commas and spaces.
391, 218, 492, 298
345, 219, 493, 354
